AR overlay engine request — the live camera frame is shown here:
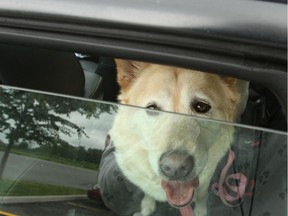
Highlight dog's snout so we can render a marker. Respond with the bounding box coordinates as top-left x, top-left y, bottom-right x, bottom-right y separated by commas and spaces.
159, 151, 194, 180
